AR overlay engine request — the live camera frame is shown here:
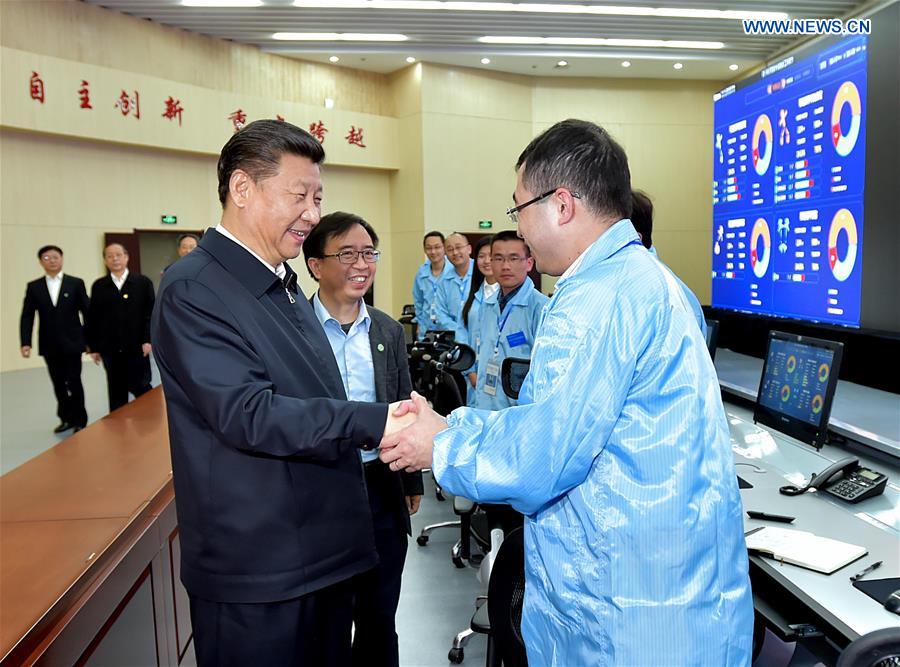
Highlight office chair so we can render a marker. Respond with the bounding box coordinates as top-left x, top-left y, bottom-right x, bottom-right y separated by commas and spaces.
398, 303, 417, 343
704, 318, 720, 361
486, 526, 527, 667
836, 628, 900, 667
